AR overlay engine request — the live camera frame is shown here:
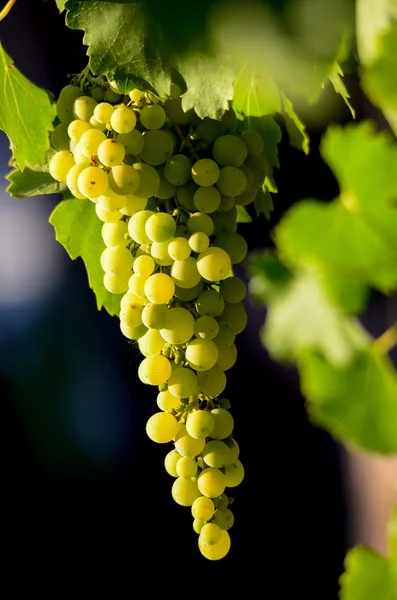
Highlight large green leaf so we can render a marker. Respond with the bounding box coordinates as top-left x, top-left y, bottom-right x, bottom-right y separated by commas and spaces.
300, 349, 397, 454
49, 198, 122, 316
340, 546, 396, 600
0, 44, 55, 170
356, 0, 397, 65
6, 163, 65, 197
